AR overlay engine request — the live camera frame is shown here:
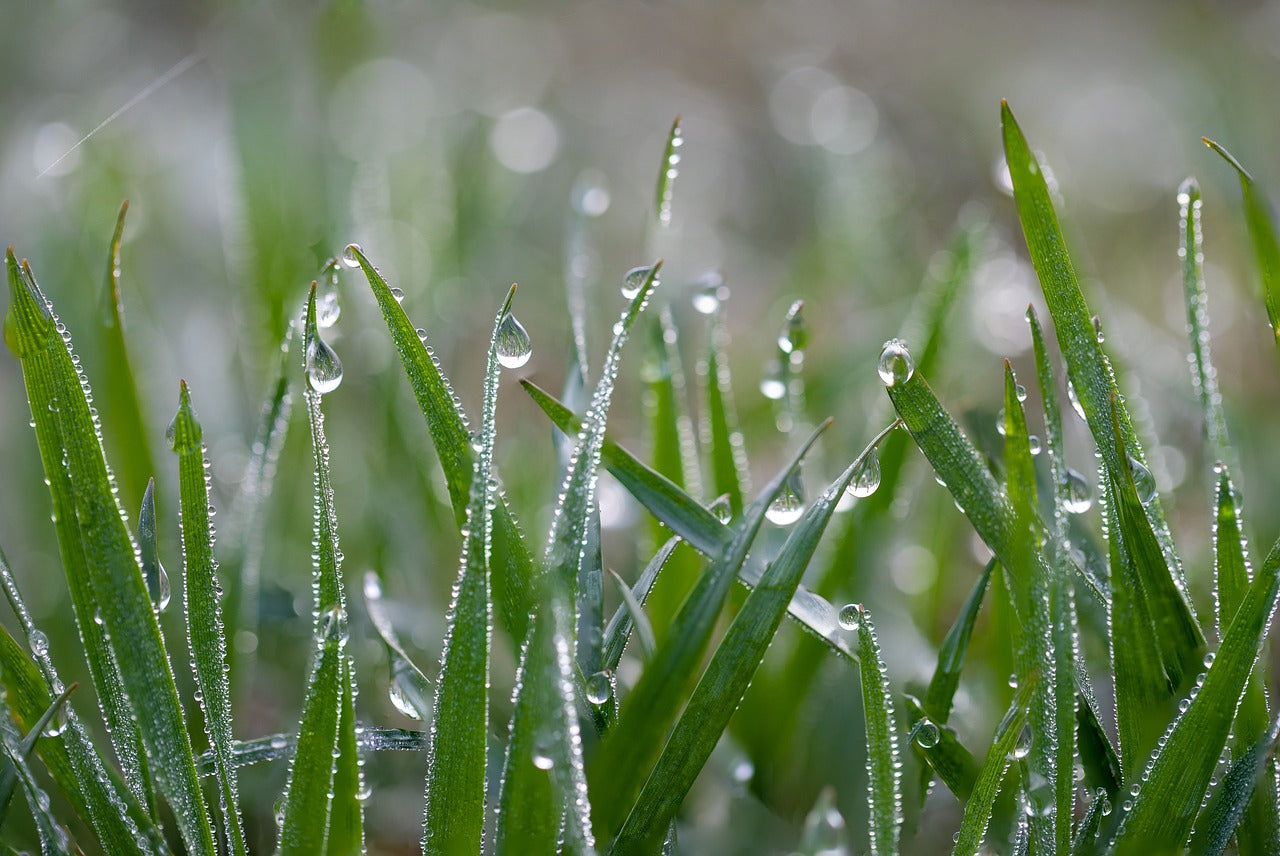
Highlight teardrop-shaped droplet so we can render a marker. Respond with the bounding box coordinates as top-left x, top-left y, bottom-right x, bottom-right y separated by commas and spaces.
800, 787, 848, 854
388, 662, 429, 720
1015, 383, 1028, 403
1092, 314, 1105, 343
29, 630, 49, 657
766, 471, 805, 526
777, 300, 808, 355
759, 361, 786, 400
1128, 454, 1156, 505
320, 604, 349, 645
846, 451, 881, 499
341, 243, 363, 269
912, 719, 940, 749
305, 332, 344, 394
1028, 435, 1042, 456
585, 671, 612, 706
532, 743, 555, 771
1009, 725, 1032, 760
995, 407, 1007, 436
622, 264, 657, 299
495, 313, 533, 369
877, 339, 914, 387
691, 271, 728, 315
1063, 468, 1092, 514
708, 496, 733, 523
837, 603, 862, 631
152, 562, 171, 613
1097, 788, 1113, 816
42, 705, 69, 738
315, 264, 342, 328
